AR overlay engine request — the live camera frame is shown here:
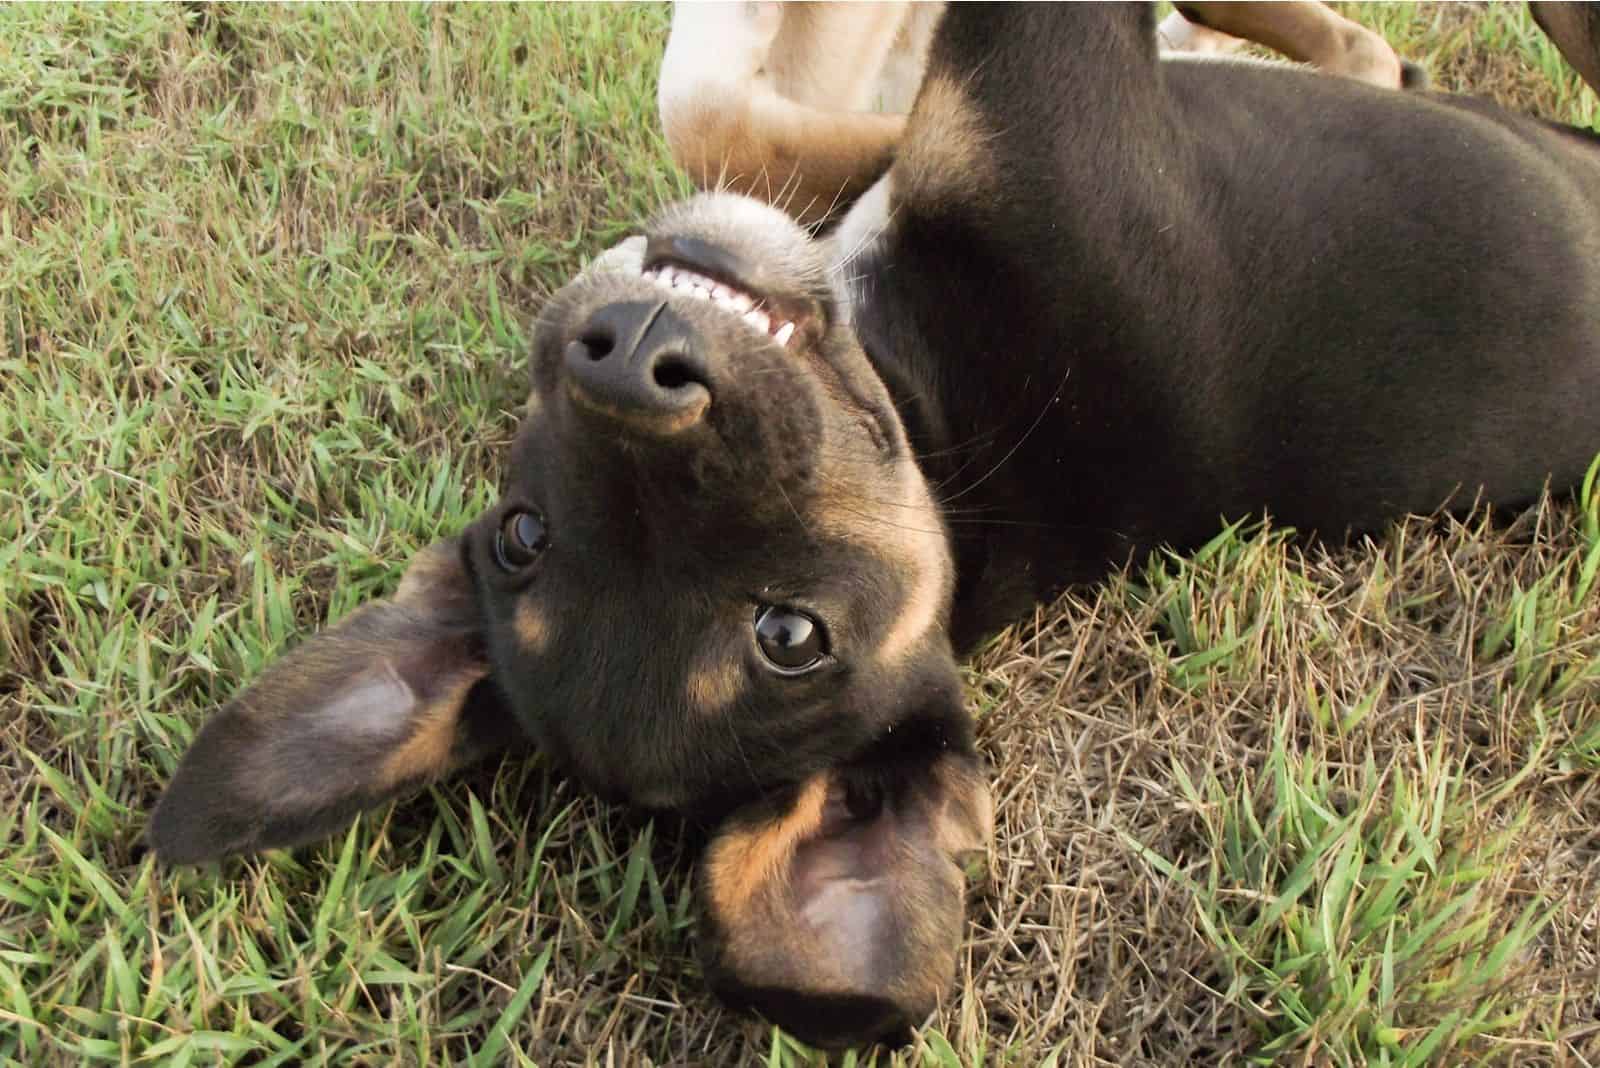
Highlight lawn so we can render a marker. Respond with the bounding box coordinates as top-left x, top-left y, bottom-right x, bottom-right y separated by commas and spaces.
2, 3, 1596, 1065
